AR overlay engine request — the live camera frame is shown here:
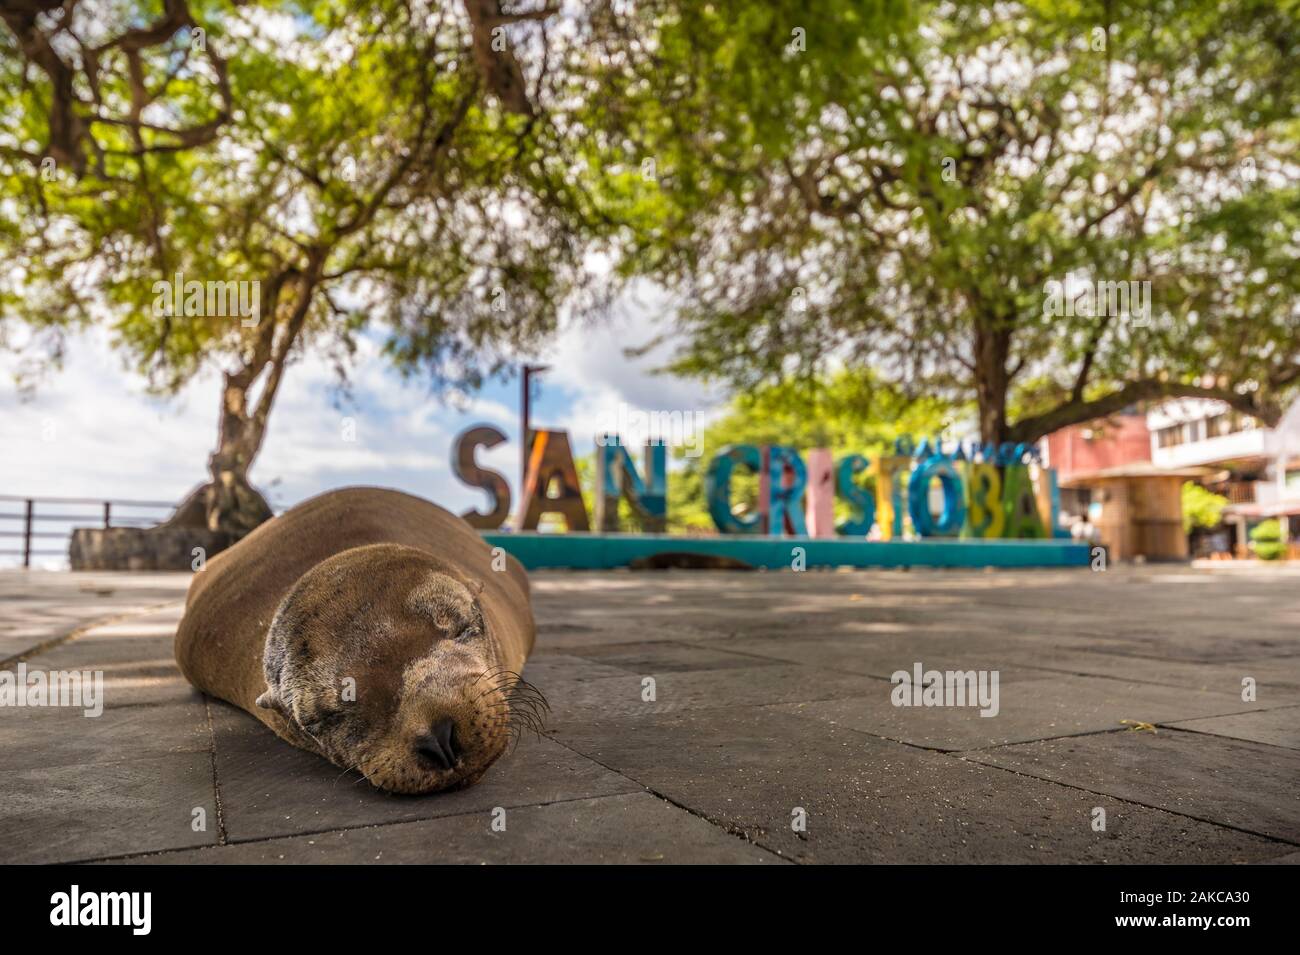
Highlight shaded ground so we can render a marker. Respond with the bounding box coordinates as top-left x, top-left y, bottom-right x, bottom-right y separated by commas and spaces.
2, 565, 1298, 864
